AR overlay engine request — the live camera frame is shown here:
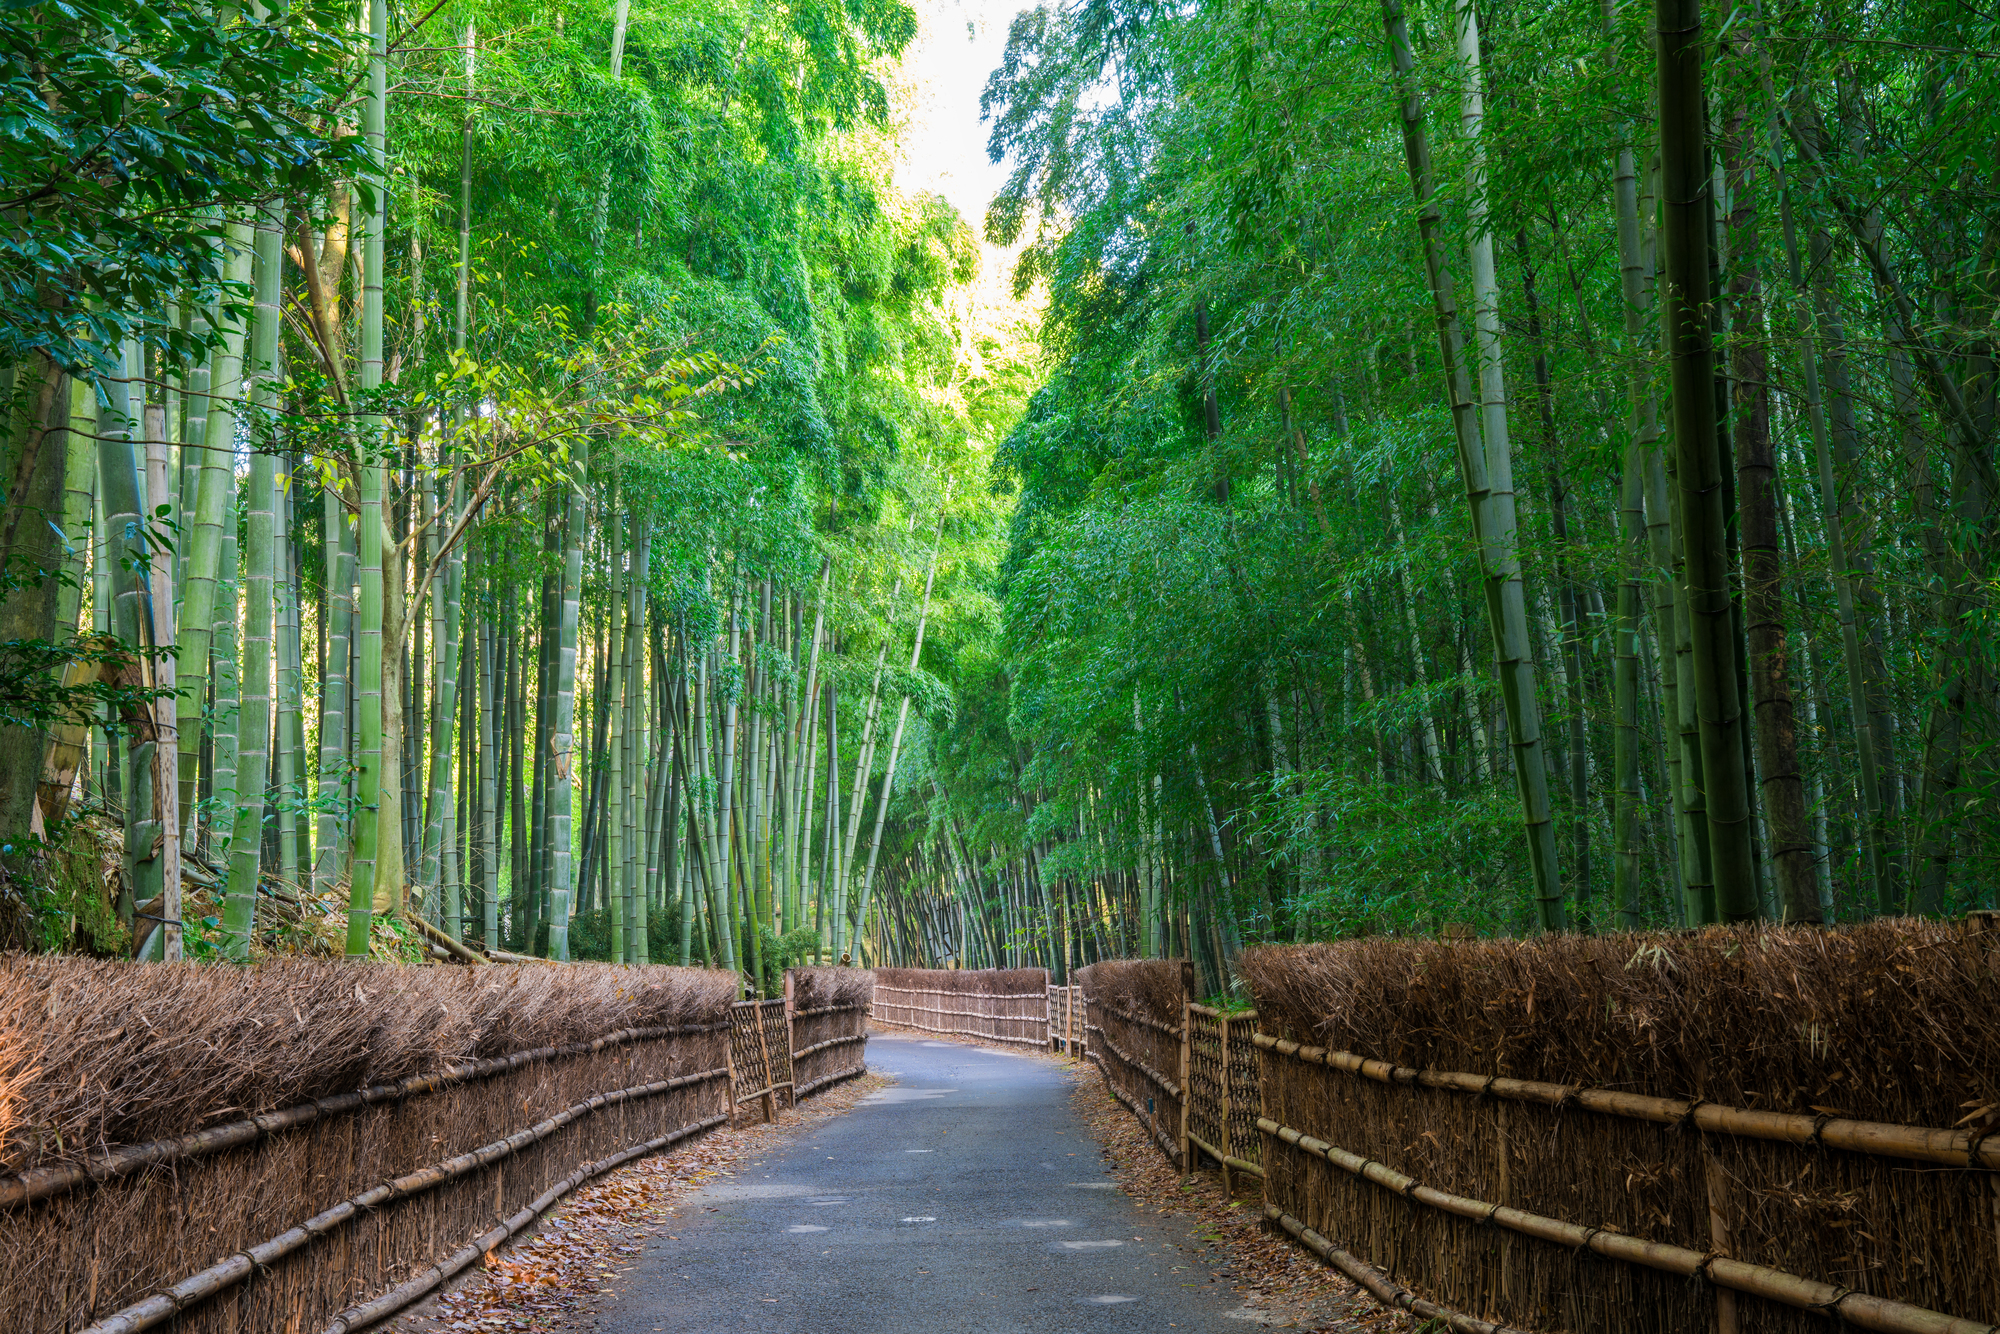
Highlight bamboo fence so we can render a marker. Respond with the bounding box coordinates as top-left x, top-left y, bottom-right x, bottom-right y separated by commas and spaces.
870, 967, 1049, 1045
786, 966, 873, 1097
3, 959, 875, 1334
1186, 1002, 1261, 1190
1067, 922, 2000, 1333
1074, 960, 1189, 1166
1047, 982, 1085, 1056
1235, 923, 2000, 1334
